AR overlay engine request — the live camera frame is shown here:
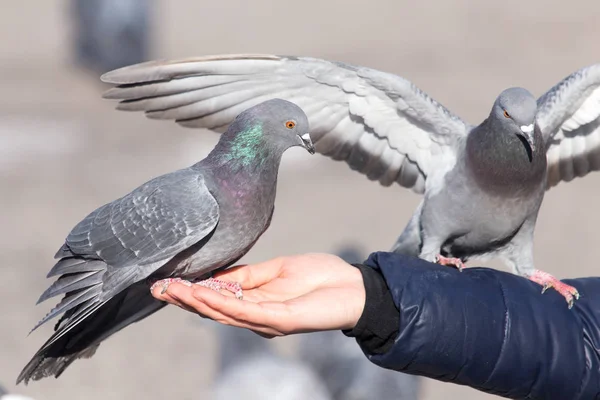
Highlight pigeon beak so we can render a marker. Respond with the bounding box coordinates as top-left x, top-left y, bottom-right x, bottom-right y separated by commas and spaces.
298, 133, 315, 154
519, 124, 536, 153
